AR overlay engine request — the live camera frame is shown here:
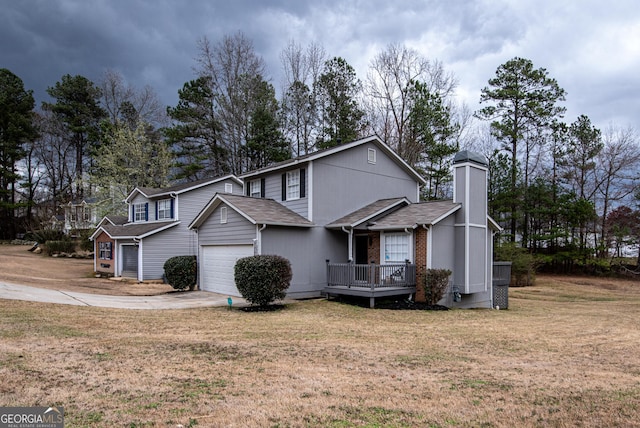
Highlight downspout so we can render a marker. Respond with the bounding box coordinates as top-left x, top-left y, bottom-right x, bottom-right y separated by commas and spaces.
170, 192, 178, 221
423, 224, 432, 269
133, 237, 142, 282
257, 224, 267, 255
341, 226, 353, 261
